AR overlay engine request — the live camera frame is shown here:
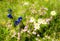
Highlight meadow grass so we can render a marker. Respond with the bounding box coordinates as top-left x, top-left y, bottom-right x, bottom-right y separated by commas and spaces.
0, 0, 60, 41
